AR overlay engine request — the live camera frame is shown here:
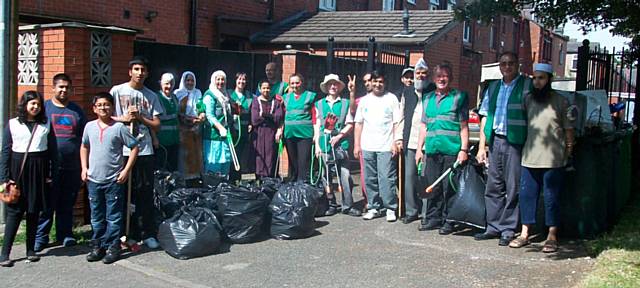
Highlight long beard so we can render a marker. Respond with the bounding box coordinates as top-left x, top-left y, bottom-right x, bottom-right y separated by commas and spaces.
414, 79, 431, 91
531, 83, 552, 102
